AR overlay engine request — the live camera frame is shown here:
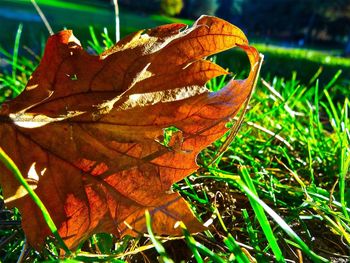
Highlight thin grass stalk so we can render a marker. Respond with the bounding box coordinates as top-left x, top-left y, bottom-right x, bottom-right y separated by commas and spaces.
16, 238, 28, 263
30, 0, 54, 36
113, 0, 120, 42
339, 99, 350, 220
